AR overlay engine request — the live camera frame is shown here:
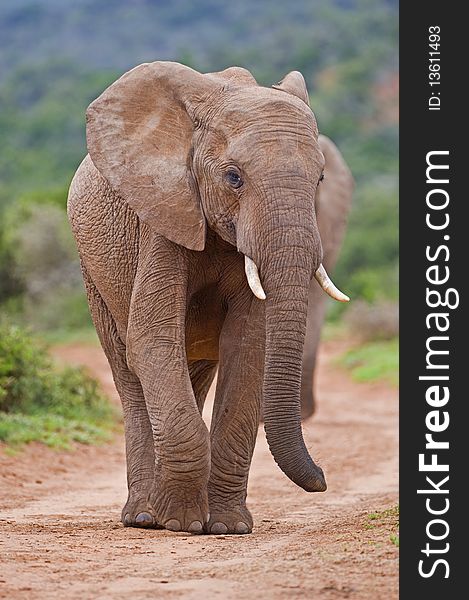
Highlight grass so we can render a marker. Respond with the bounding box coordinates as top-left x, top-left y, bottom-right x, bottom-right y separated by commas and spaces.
0, 411, 116, 449
321, 320, 348, 342
364, 505, 399, 547
367, 505, 399, 522
0, 324, 118, 449
38, 326, 99, 347
337, 337, 398, 386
